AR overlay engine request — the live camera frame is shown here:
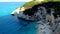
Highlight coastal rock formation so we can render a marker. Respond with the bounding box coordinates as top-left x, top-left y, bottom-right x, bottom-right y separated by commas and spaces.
10, 1, 60, 34
17, 5, 47, 21
11, 7, 25, 16
11, 2, 60, 22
